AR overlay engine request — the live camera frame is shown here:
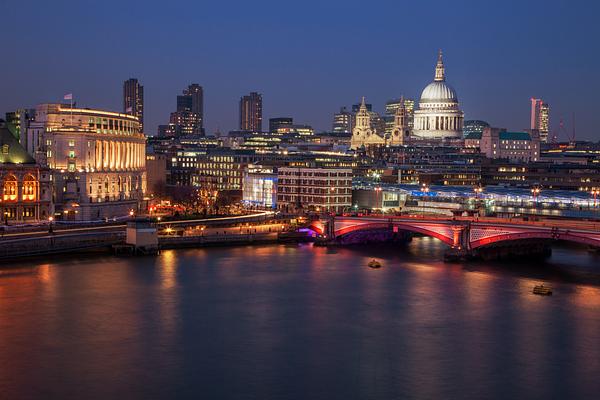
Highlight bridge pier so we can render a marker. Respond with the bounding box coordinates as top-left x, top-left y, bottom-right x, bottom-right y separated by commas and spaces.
444, 223, 472, 262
